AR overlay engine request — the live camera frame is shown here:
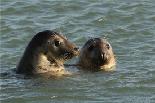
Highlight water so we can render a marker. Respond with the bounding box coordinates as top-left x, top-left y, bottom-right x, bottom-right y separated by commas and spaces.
0, 0, 155, 103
